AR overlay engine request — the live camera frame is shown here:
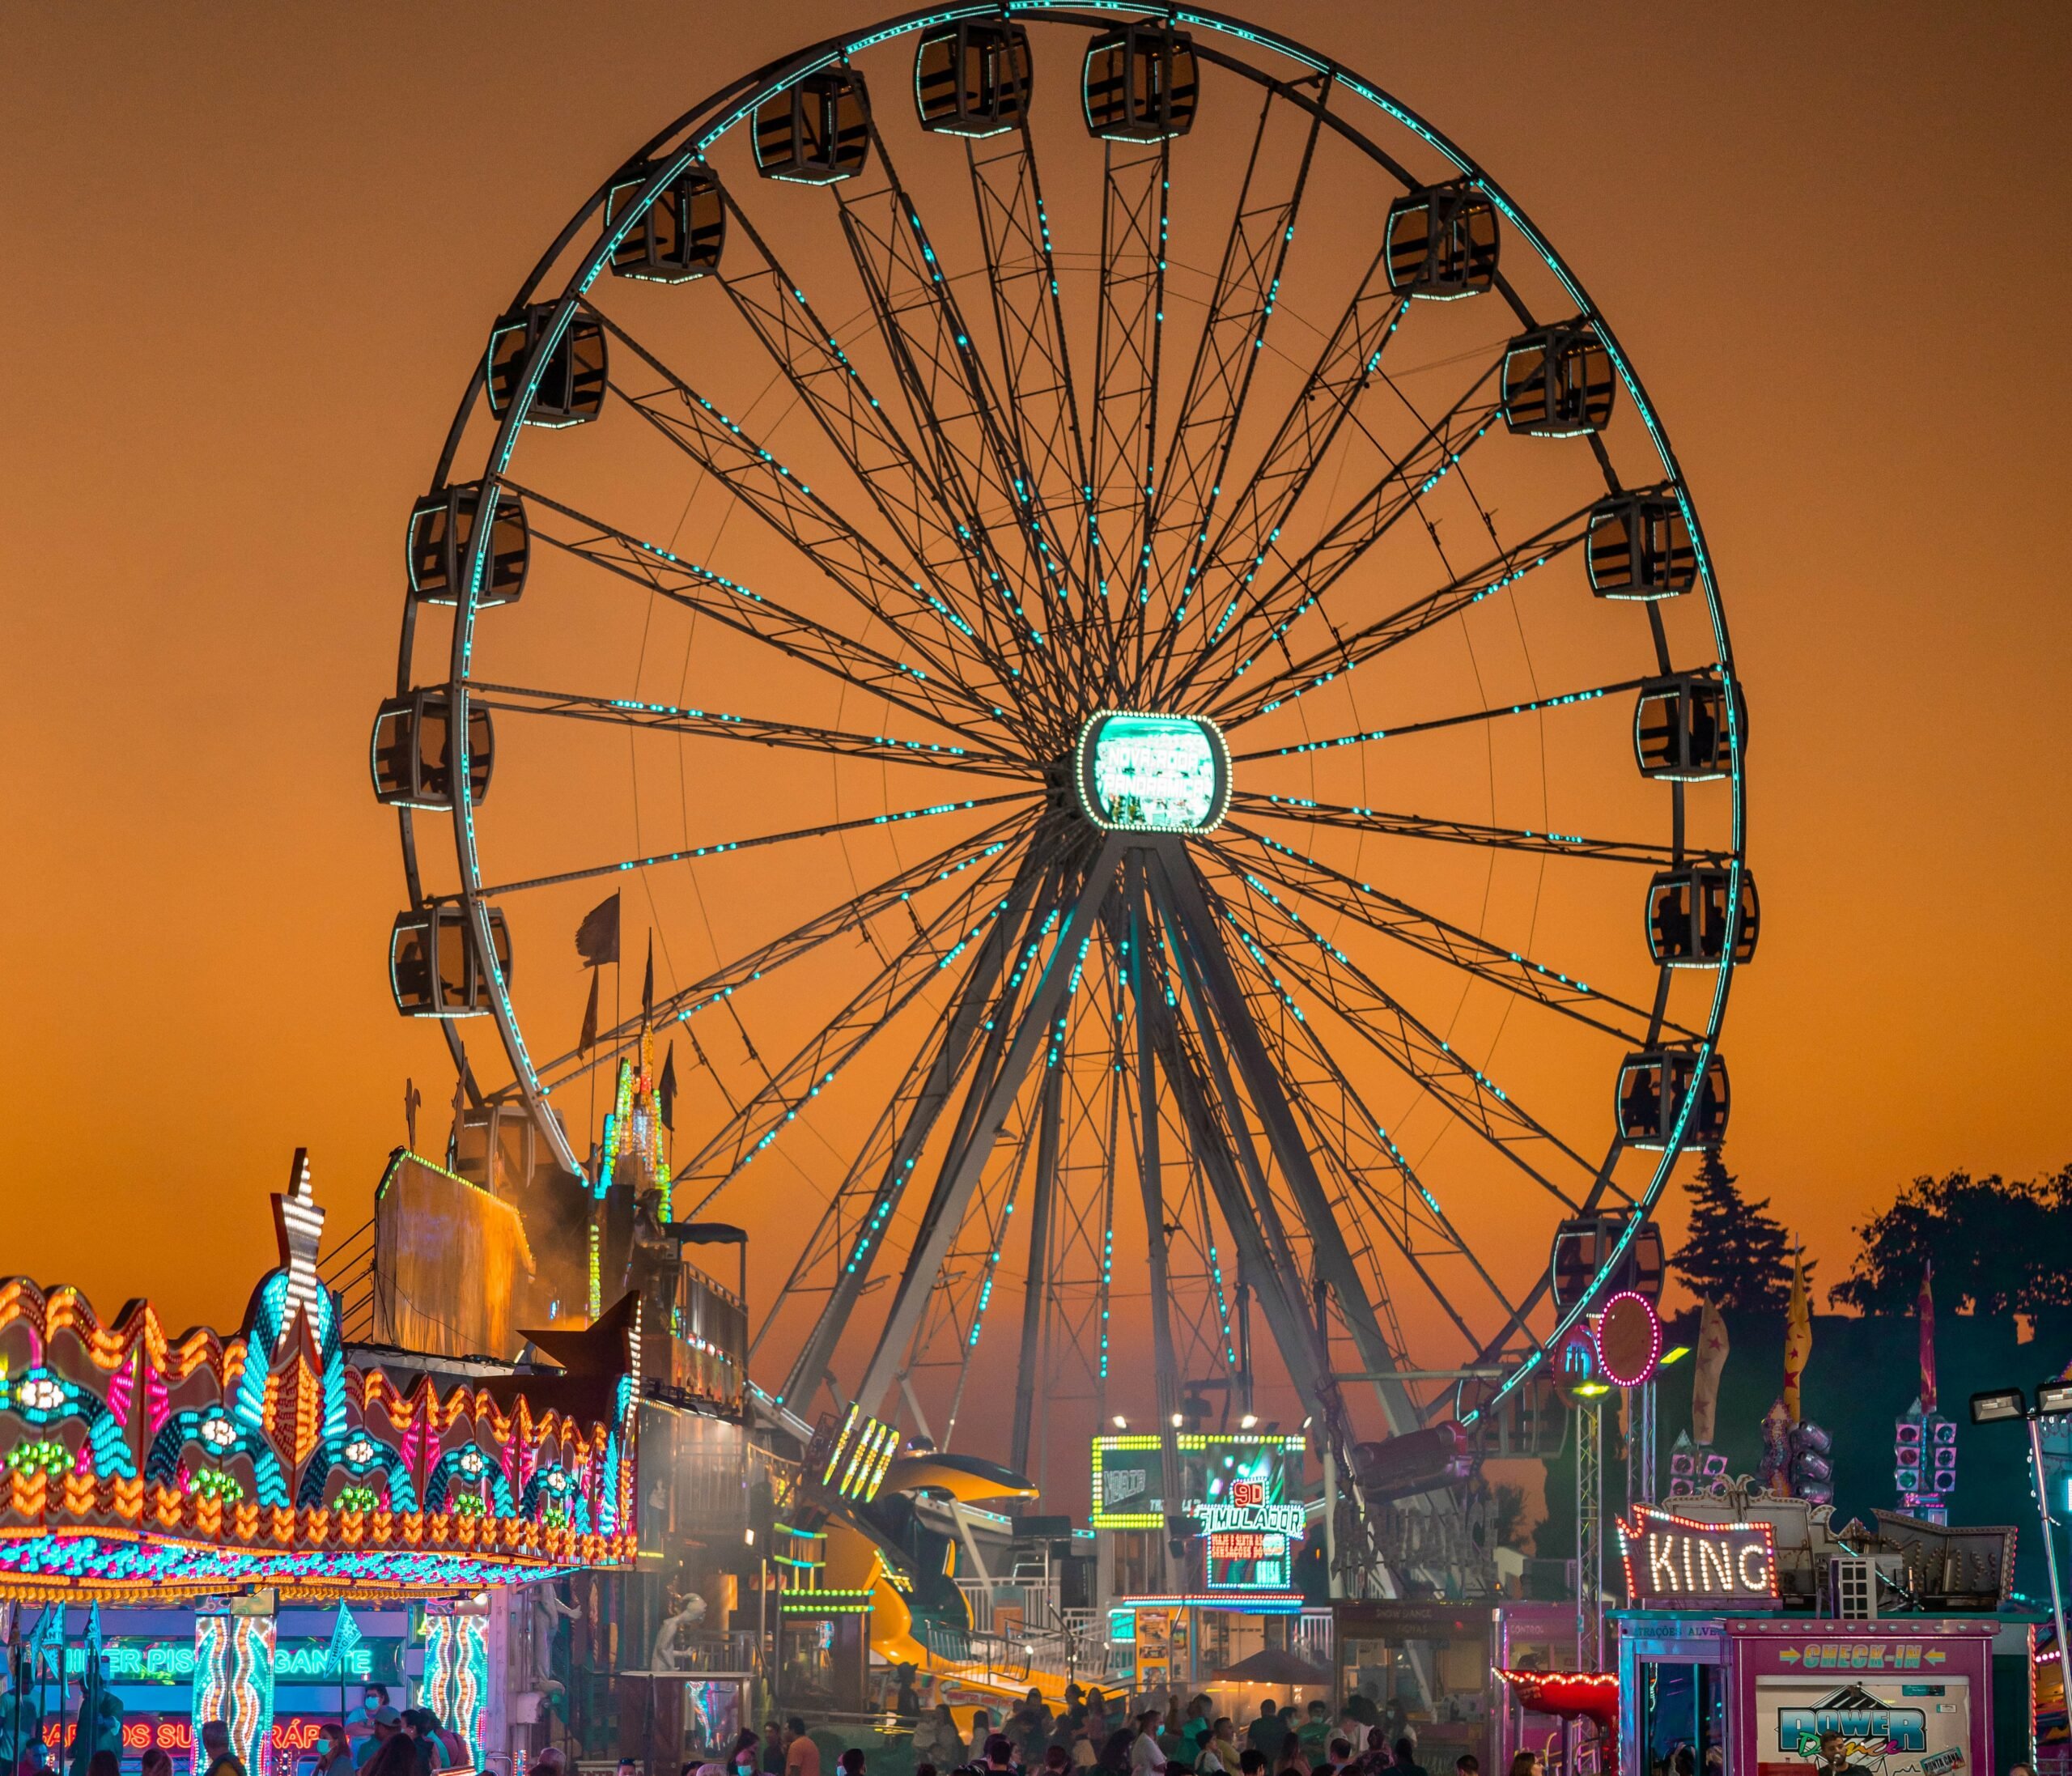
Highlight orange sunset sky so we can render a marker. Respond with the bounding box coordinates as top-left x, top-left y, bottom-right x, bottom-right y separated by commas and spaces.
4, 0, 2068, 1356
